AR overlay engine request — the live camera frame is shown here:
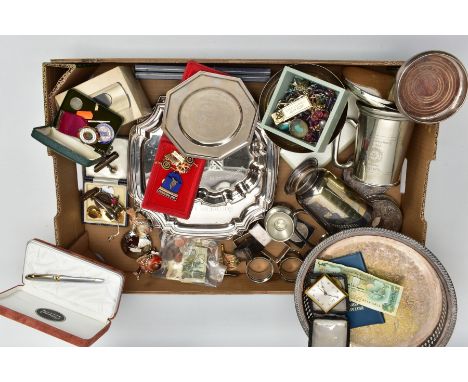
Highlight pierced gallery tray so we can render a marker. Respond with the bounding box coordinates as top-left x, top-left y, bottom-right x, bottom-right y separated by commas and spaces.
294, 228, 457, 347
128, 99, 279, 238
